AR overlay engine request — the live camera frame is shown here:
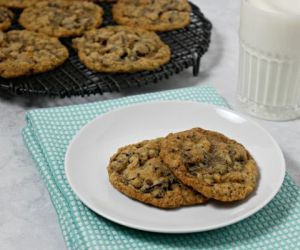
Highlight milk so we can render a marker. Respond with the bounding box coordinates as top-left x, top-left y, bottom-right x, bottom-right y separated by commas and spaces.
237, 0, 300, 120
249, 0, 300, 15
